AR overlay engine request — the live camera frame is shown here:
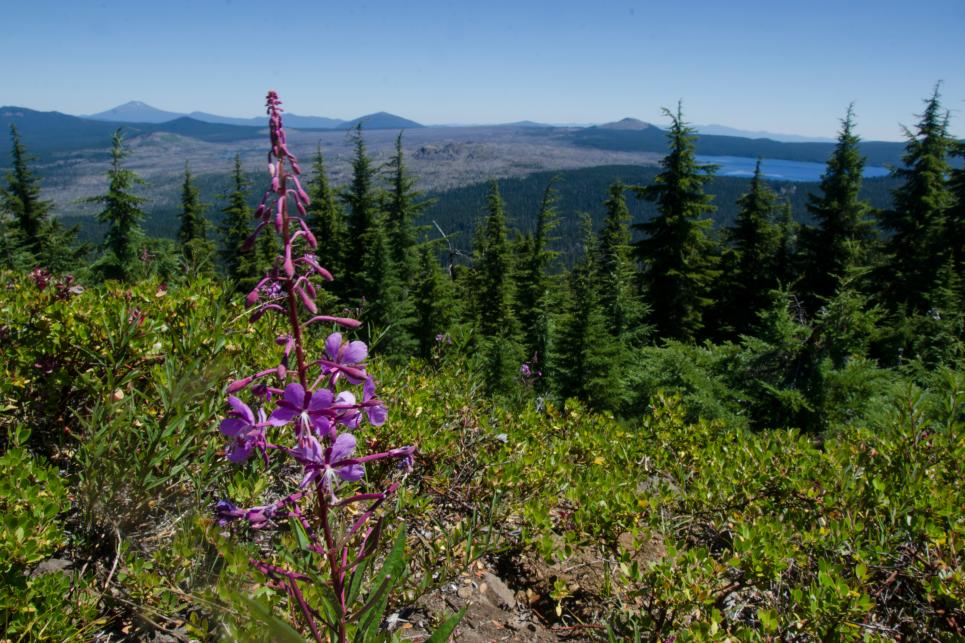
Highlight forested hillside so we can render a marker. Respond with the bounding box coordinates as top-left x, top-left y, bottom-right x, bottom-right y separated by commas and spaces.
565, 124, 914, 166
422, 165, 899, 261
